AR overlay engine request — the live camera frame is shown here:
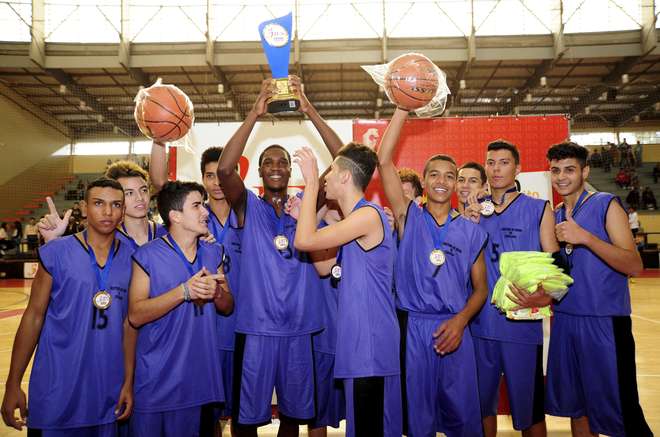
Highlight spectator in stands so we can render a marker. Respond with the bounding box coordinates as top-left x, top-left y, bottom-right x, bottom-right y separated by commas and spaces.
590, 149, 602, 168
615, 168, 630, 188
653, 163, 660, 183
642, 187, 657, 210
627, 187, 641, 210
612, 143, 621, 168
628, 206, 640, 236
63, 216, 80, 236
24, 217, 39, 251
0, 223, 7, 241
635, 141, 643, 167
602, 144, 612, 172
71, 202, 83, 221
